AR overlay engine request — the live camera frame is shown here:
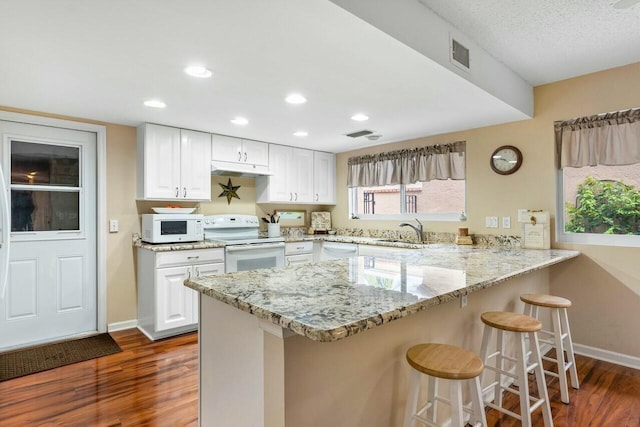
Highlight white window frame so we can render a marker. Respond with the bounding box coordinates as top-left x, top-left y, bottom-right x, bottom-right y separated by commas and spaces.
348, 184, 465, 222
555, 169, 640, 248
